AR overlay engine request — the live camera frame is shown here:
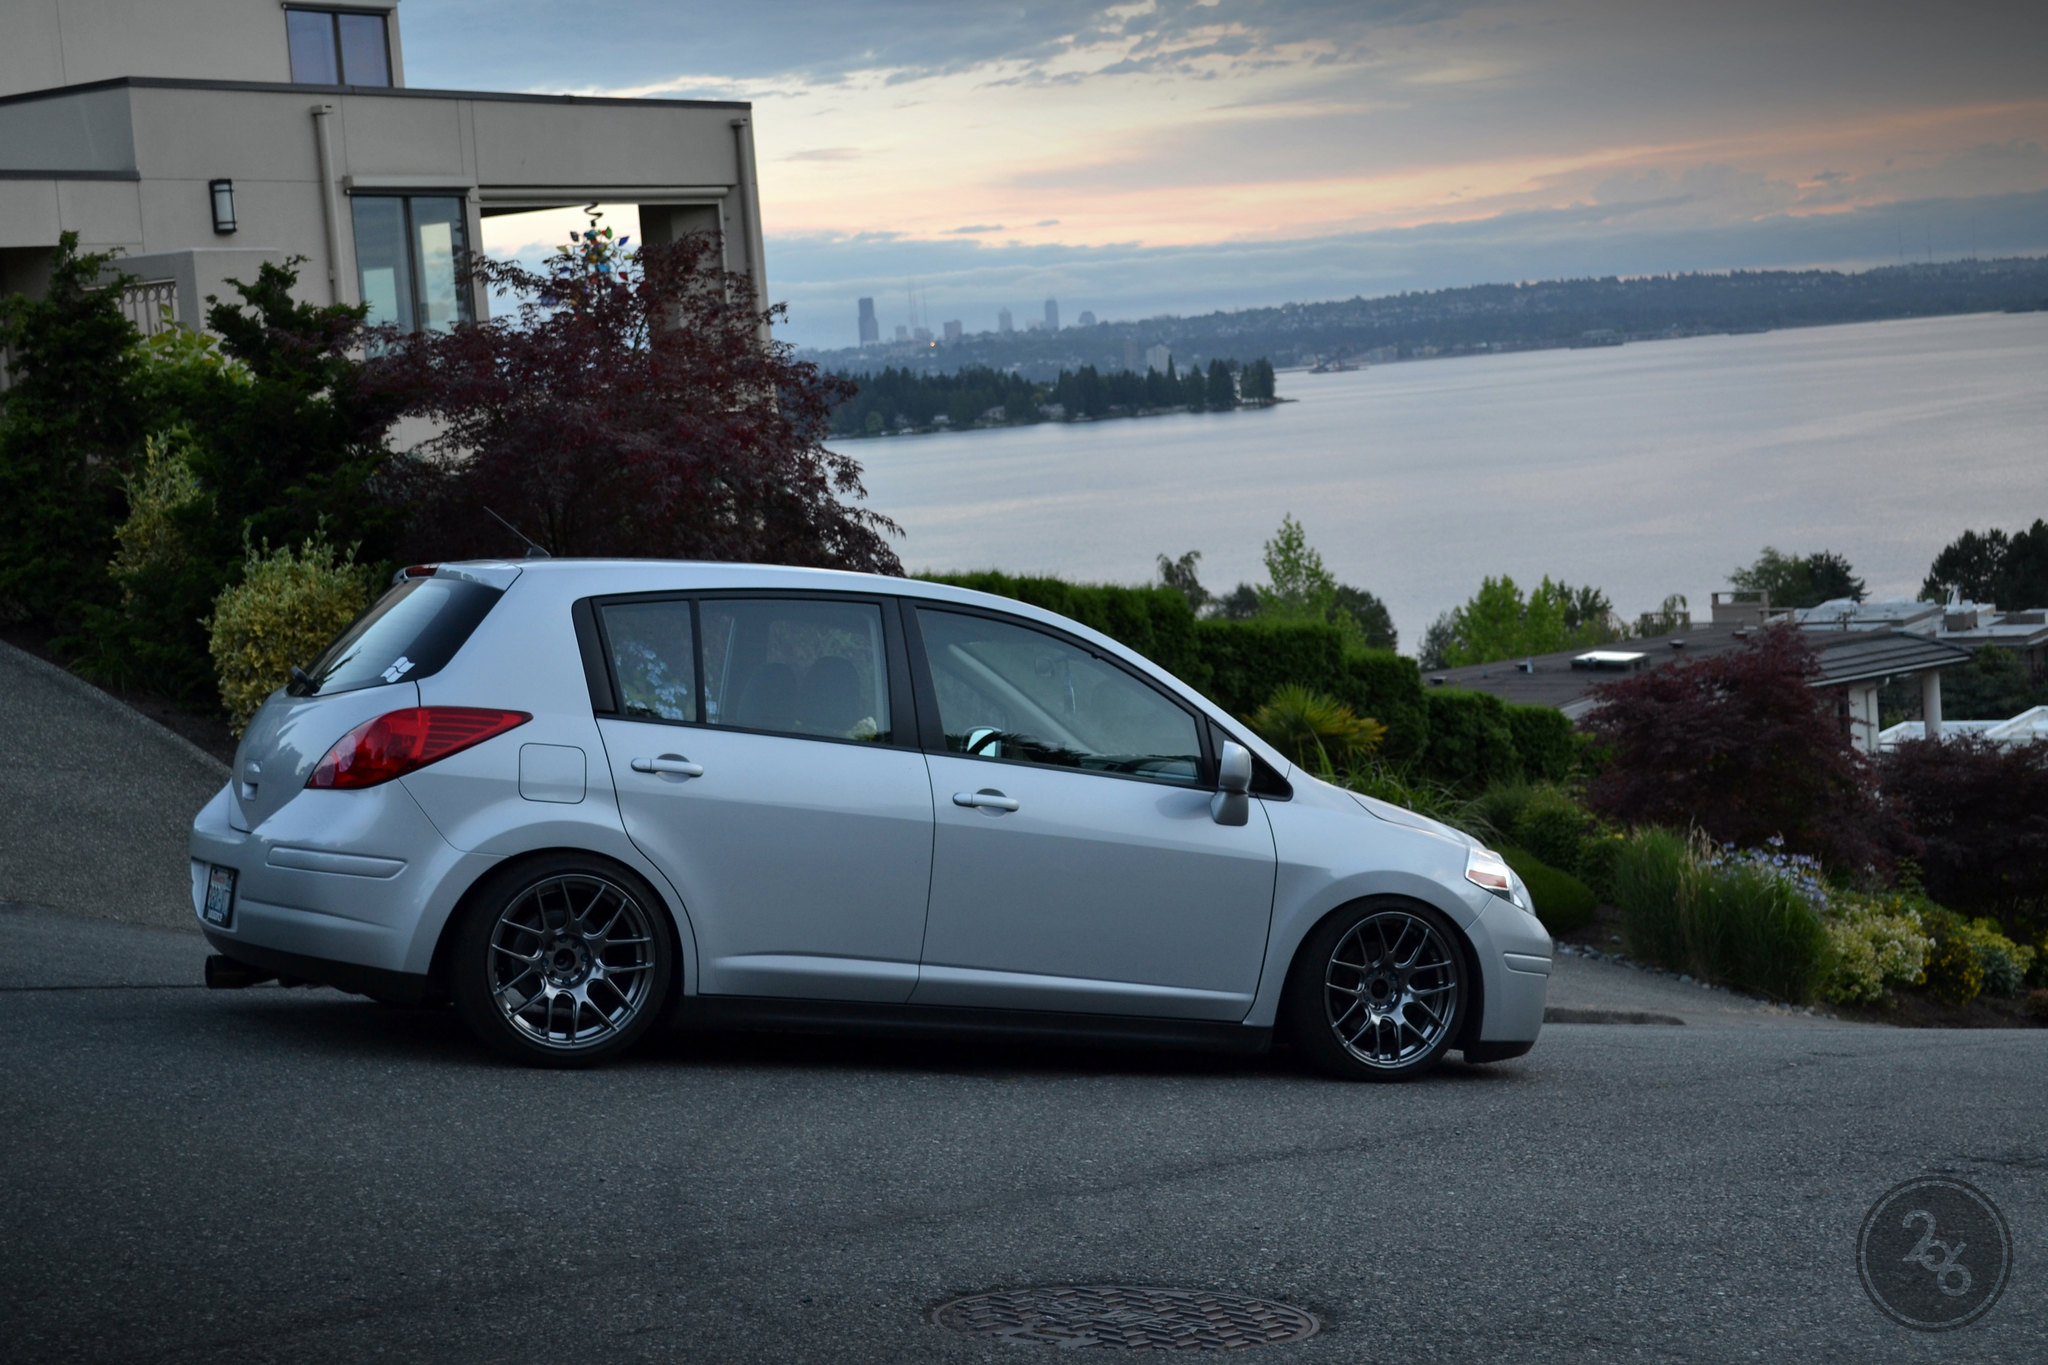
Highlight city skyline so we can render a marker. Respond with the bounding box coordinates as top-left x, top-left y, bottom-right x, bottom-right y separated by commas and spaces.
418, 0, 2048, 349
